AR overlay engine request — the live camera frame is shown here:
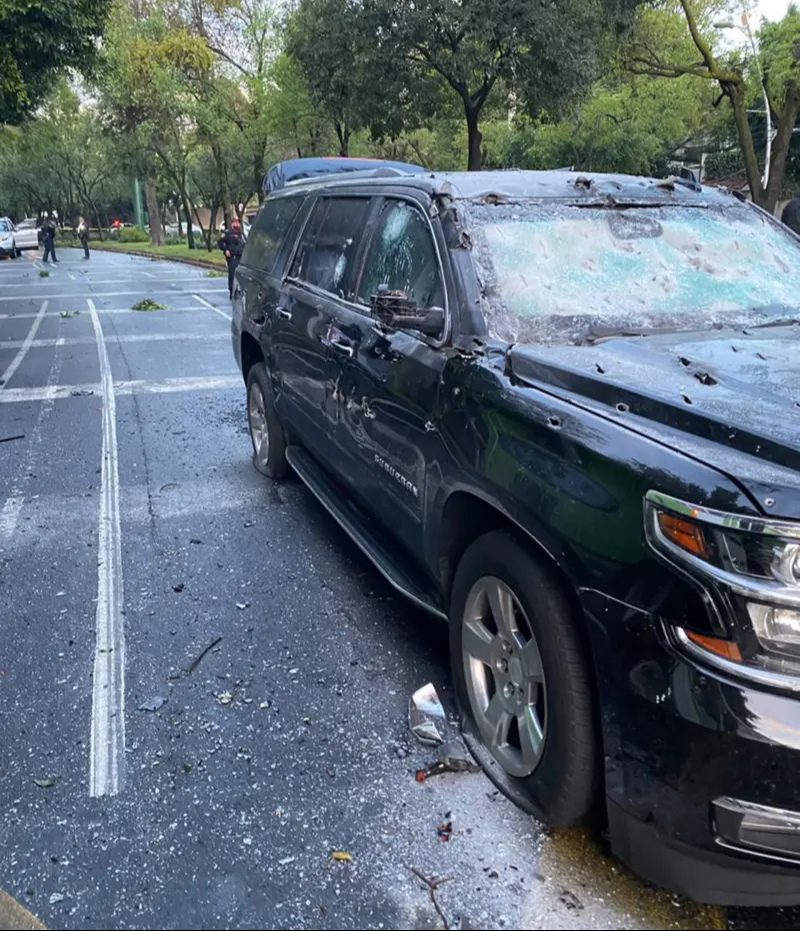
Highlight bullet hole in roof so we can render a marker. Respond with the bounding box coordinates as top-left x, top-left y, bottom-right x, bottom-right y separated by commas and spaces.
682, 393, 694, 405
616, 402, 630, 413
679, 357, 691, 367
595, 363, 605, 374
694, 371, 718, 386
548, 415, 563, 429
